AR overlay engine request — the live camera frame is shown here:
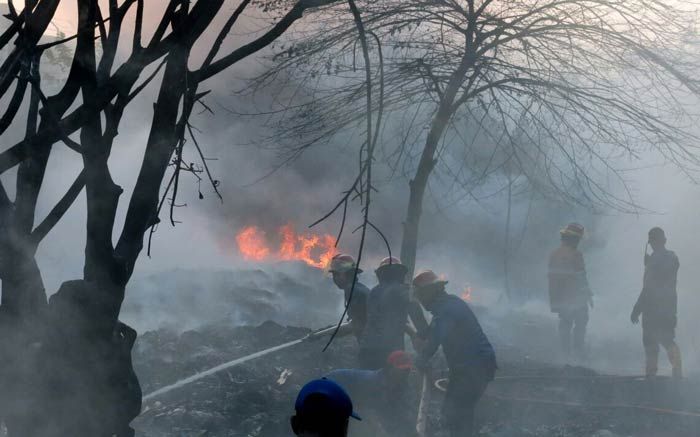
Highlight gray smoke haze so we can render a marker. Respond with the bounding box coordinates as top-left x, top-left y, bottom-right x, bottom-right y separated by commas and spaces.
4, 1, 700, 382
